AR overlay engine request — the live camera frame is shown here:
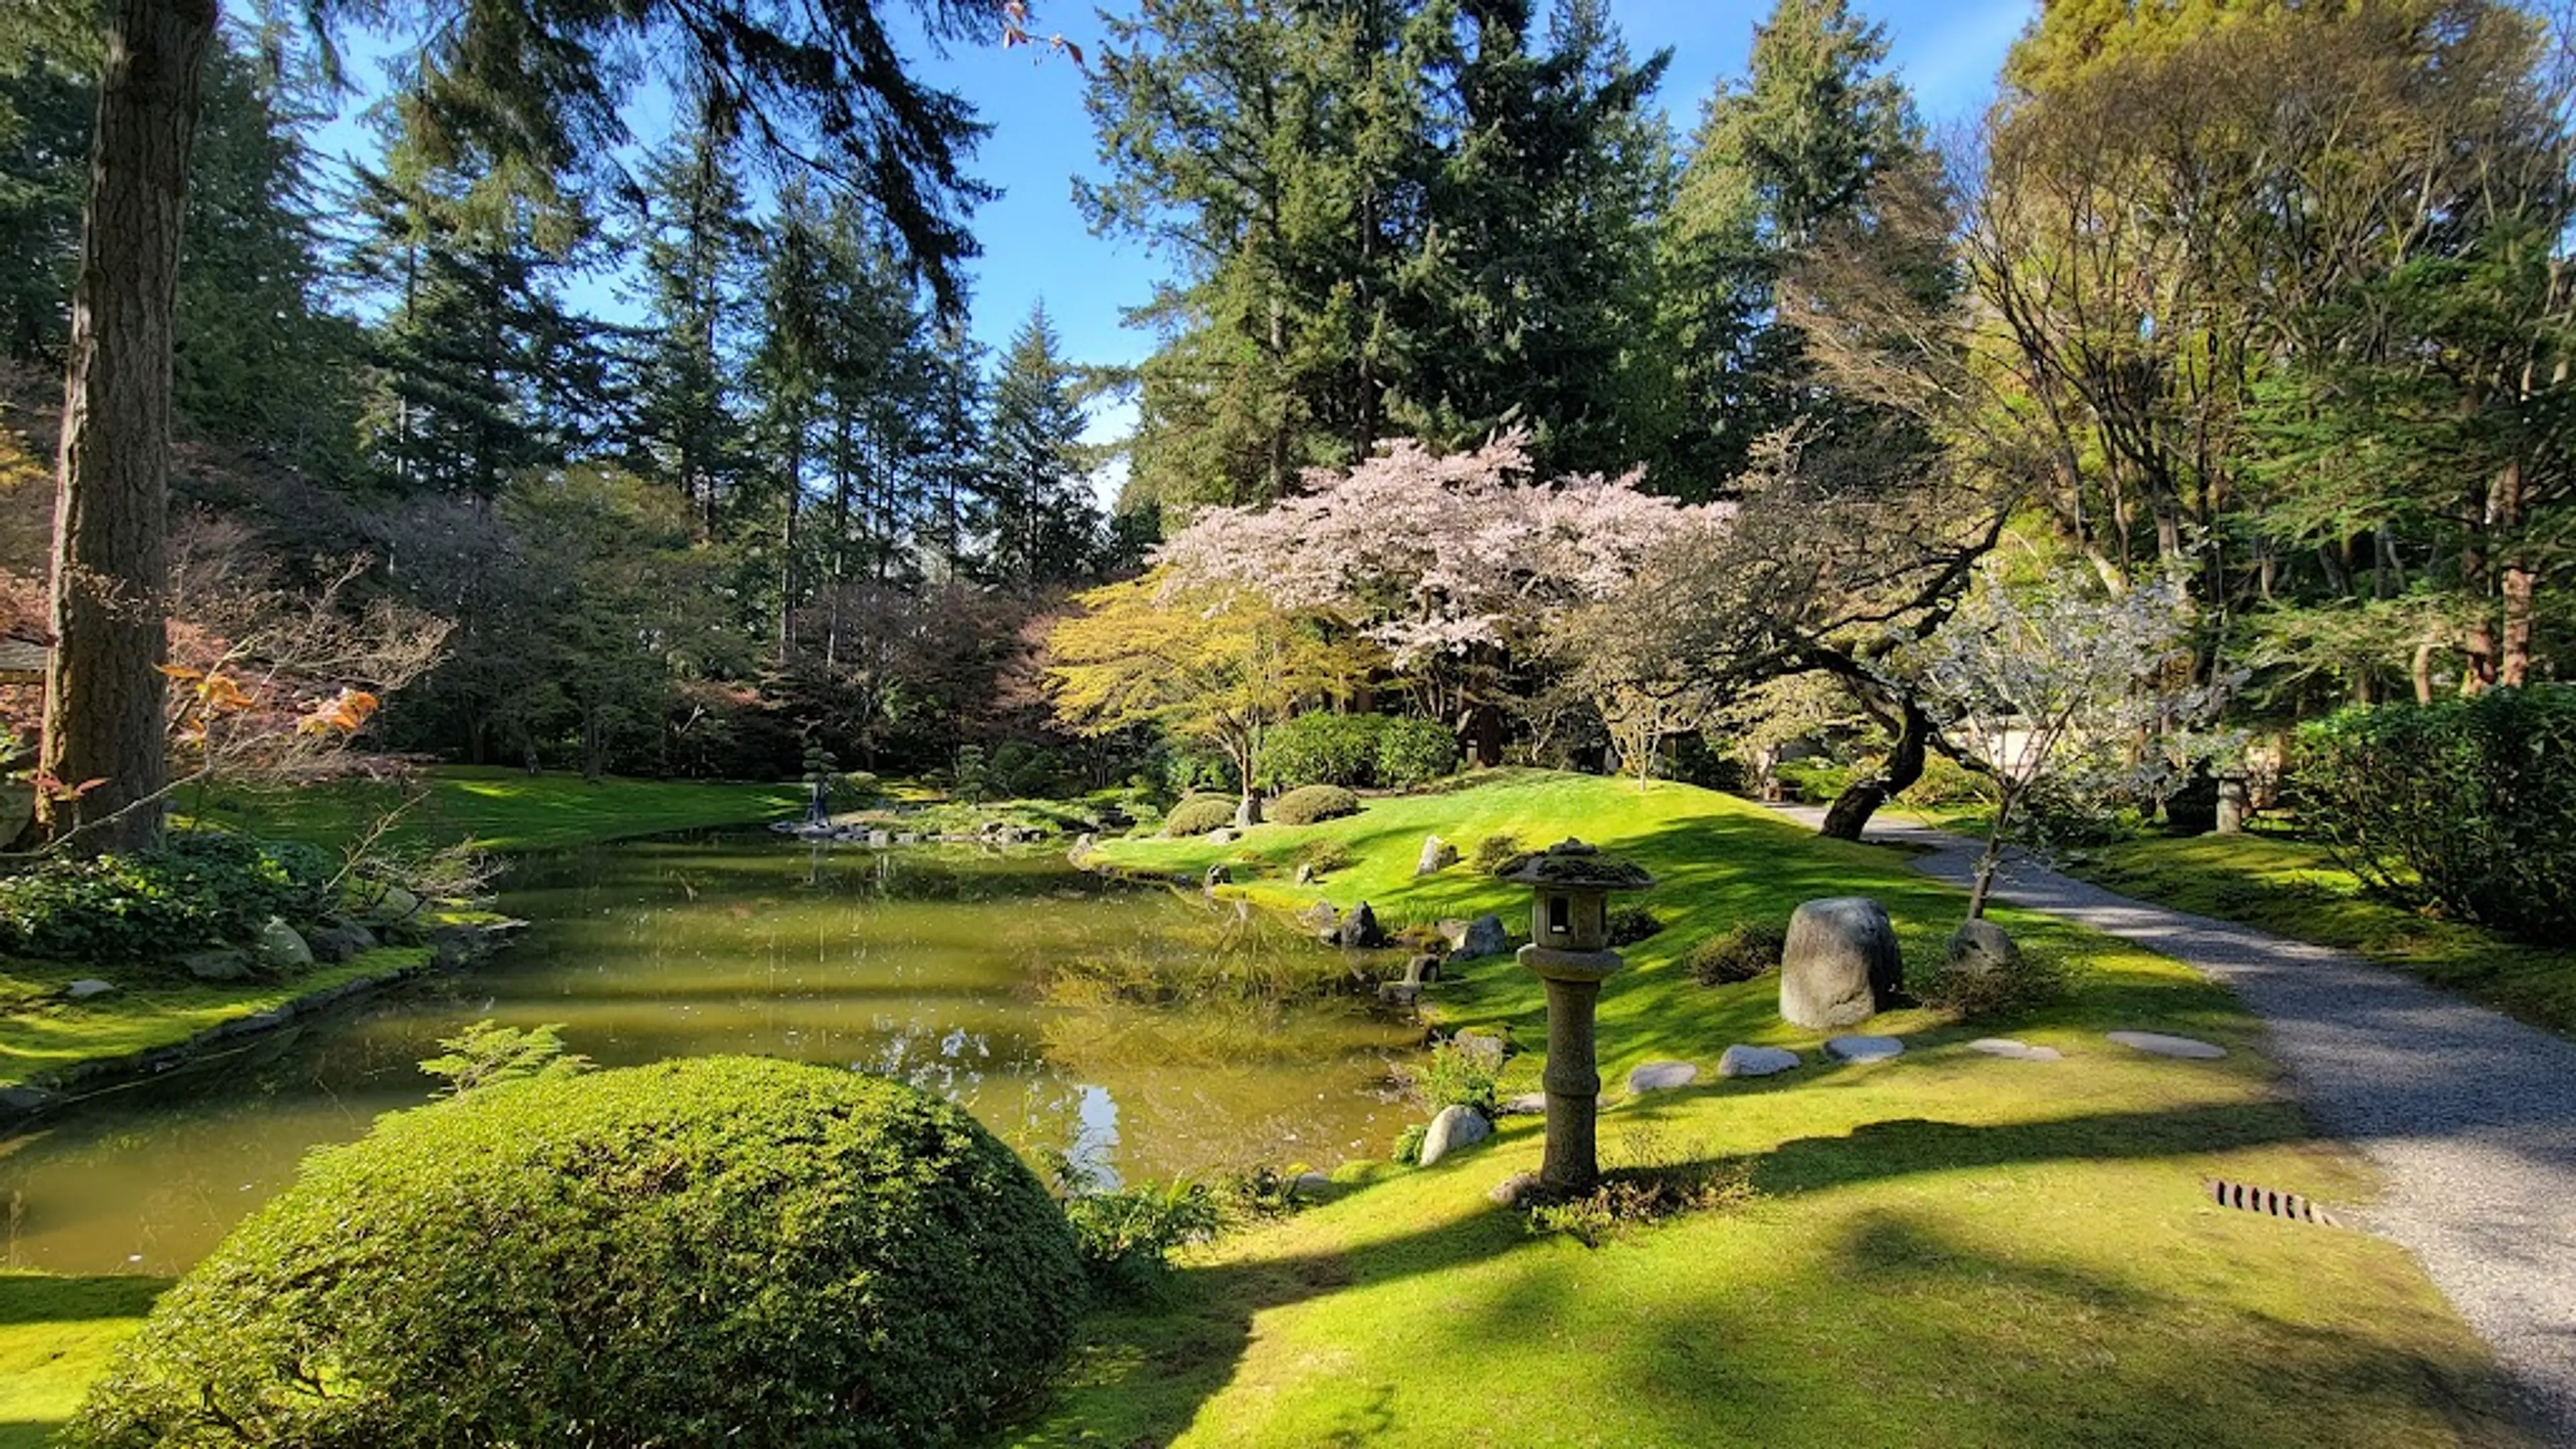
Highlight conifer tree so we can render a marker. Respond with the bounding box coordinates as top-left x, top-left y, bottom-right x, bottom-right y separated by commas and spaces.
981, 302, 1095, 586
